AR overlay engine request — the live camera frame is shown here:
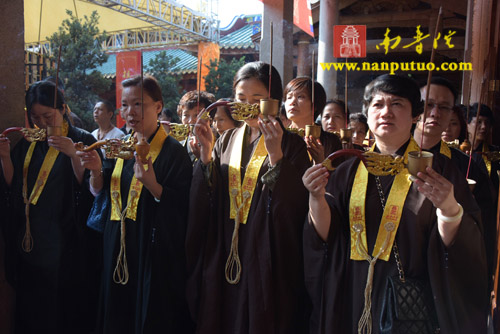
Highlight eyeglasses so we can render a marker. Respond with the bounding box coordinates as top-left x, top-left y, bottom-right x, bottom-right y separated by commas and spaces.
426, 103, 453, 113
